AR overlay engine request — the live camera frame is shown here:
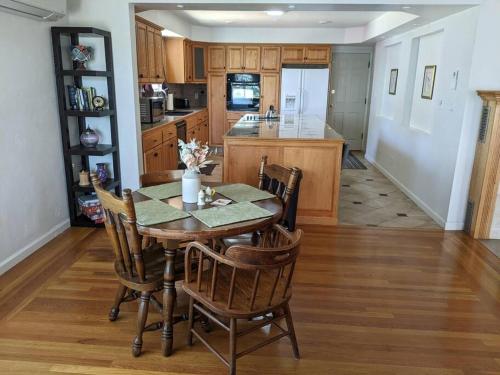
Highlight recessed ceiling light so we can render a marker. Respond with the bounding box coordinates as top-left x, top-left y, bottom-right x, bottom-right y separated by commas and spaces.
402, 6, 412, 9
319, 20, 331, 25
266, 10, 284, 16
288, 5, 295, 9
224, 20, 233, 24
176, 4, 184, 8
